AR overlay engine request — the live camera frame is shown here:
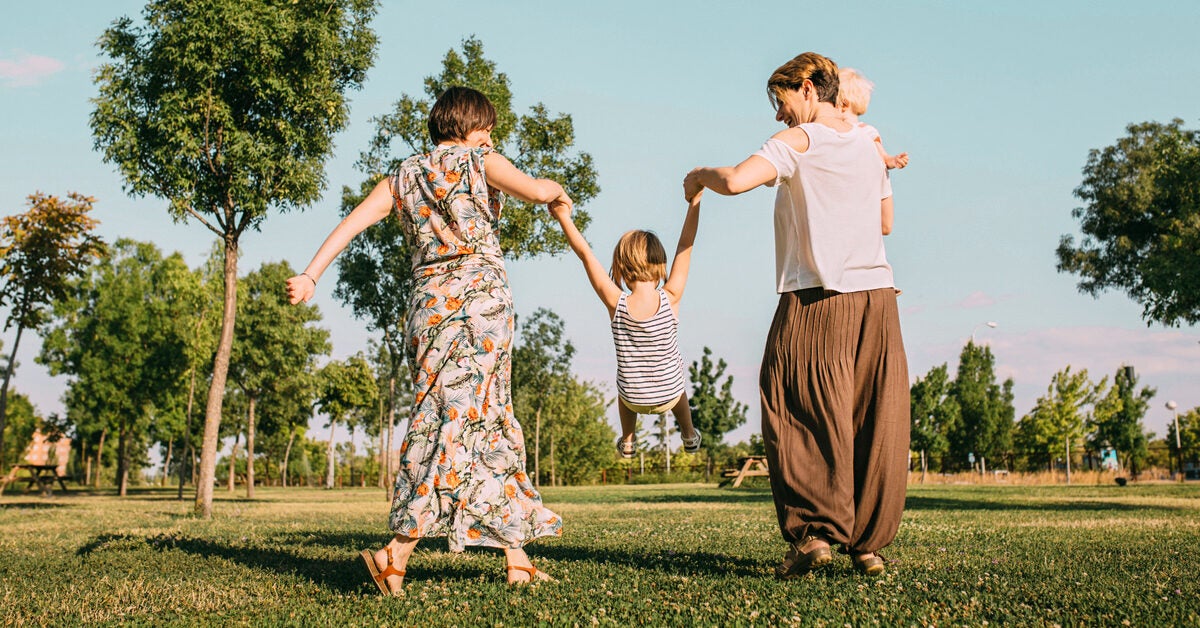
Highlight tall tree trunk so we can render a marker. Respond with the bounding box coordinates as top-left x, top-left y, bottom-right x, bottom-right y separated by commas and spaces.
117, 416, 129, 497
661, 415, 671, 474
325, 421, 337, 489
920, 450, 927, 484
534, 404, 542, 487
178, 368, 196, 500
1065, 437, 1072, 485
195, 236, 239, 518
228, 432, 240, 492
377, 392, 386, 489
550, 437, 556, 487
84, 453, 92, 487
0, 316, 27, 472
386, 375, 396, 499
281, 429, 295, 488
95, 429, 107, 488
162, 440, 173, 487
246, 396, 257, 499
